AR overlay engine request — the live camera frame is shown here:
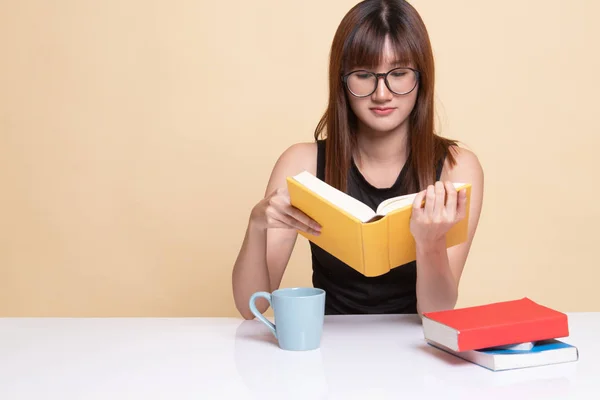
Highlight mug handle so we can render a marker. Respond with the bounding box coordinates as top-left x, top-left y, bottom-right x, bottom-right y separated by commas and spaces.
249, 291, 277, 338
